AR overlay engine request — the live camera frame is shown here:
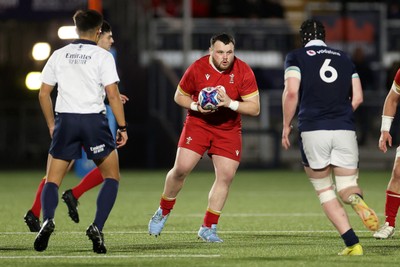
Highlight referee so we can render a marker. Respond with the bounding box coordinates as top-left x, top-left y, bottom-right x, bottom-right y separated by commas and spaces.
34, 9, 127, 254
